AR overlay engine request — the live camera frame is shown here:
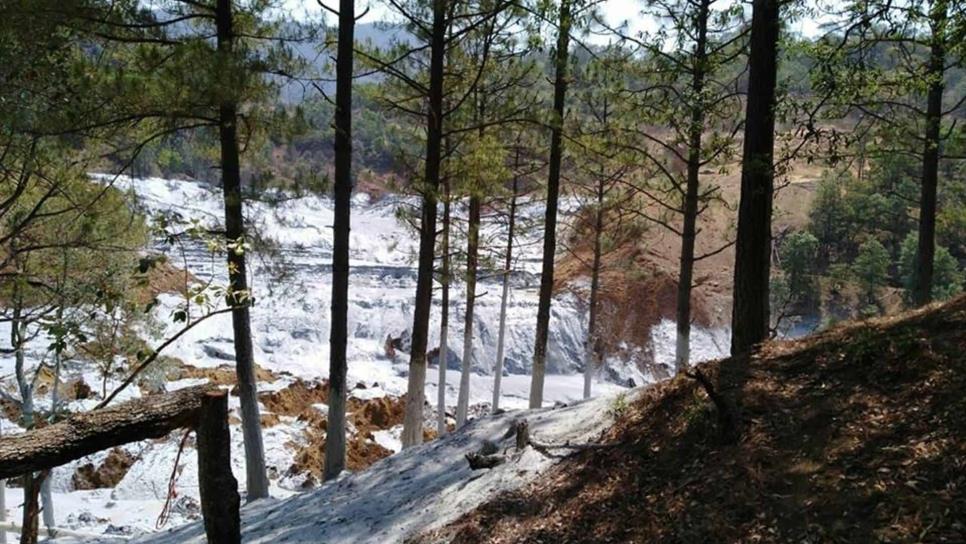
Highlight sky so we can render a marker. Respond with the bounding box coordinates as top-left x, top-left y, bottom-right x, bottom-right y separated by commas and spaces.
286, 0, 827, 41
